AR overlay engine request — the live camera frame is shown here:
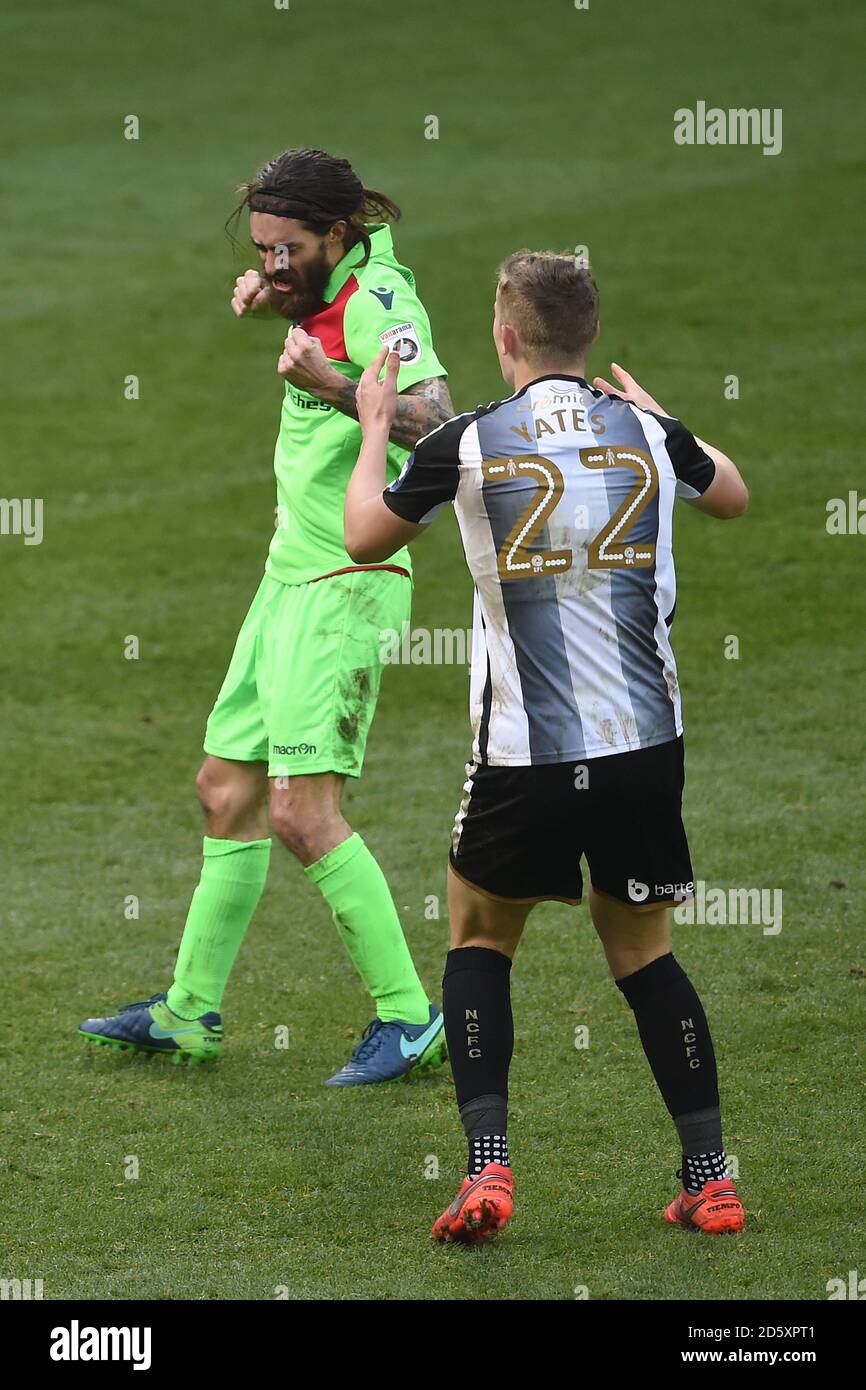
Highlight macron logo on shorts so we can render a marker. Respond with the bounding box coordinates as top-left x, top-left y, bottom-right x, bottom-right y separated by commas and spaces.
272, 742, 317, 756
